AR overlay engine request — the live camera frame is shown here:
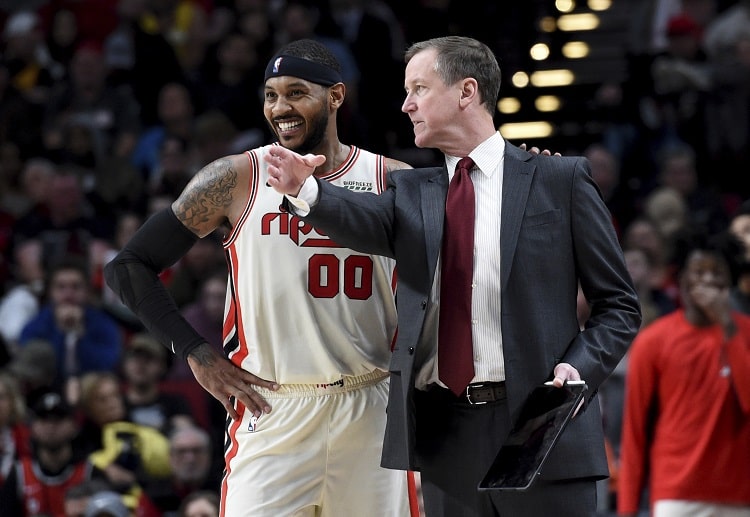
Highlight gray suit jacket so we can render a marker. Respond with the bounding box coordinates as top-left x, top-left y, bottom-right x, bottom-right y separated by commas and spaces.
302, 141, 641, 480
